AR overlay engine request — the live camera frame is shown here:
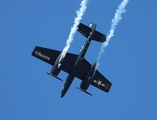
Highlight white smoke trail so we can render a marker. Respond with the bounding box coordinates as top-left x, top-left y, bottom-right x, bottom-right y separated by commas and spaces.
59, 0, 88, 62
97, 0, 129, 63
